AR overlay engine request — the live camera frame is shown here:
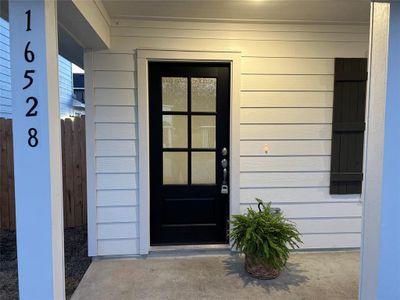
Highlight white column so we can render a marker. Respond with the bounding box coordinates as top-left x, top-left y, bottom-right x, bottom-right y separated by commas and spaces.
9, 1, 65, 299
377, 1, 400, 299
360, 2, 400, 299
